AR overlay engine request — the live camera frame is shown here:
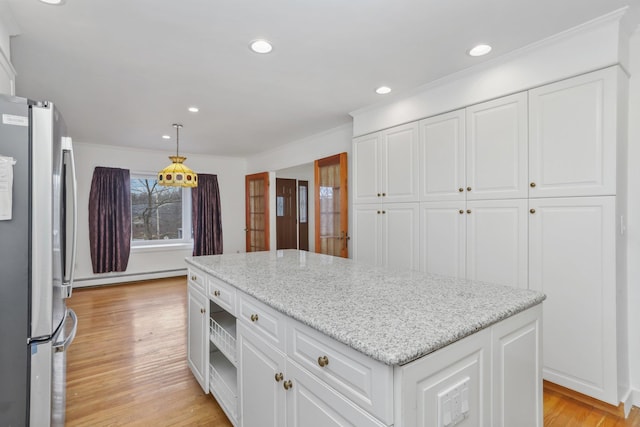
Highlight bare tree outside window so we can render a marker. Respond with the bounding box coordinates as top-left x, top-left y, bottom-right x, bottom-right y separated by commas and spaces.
130, 177, 184, 241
